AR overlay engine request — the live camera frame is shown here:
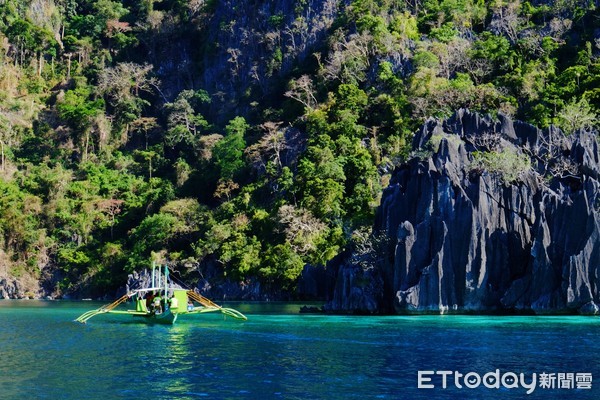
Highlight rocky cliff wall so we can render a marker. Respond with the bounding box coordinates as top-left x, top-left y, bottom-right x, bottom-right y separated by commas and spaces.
326, 109, 600, 314
200, 0, 340, 116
